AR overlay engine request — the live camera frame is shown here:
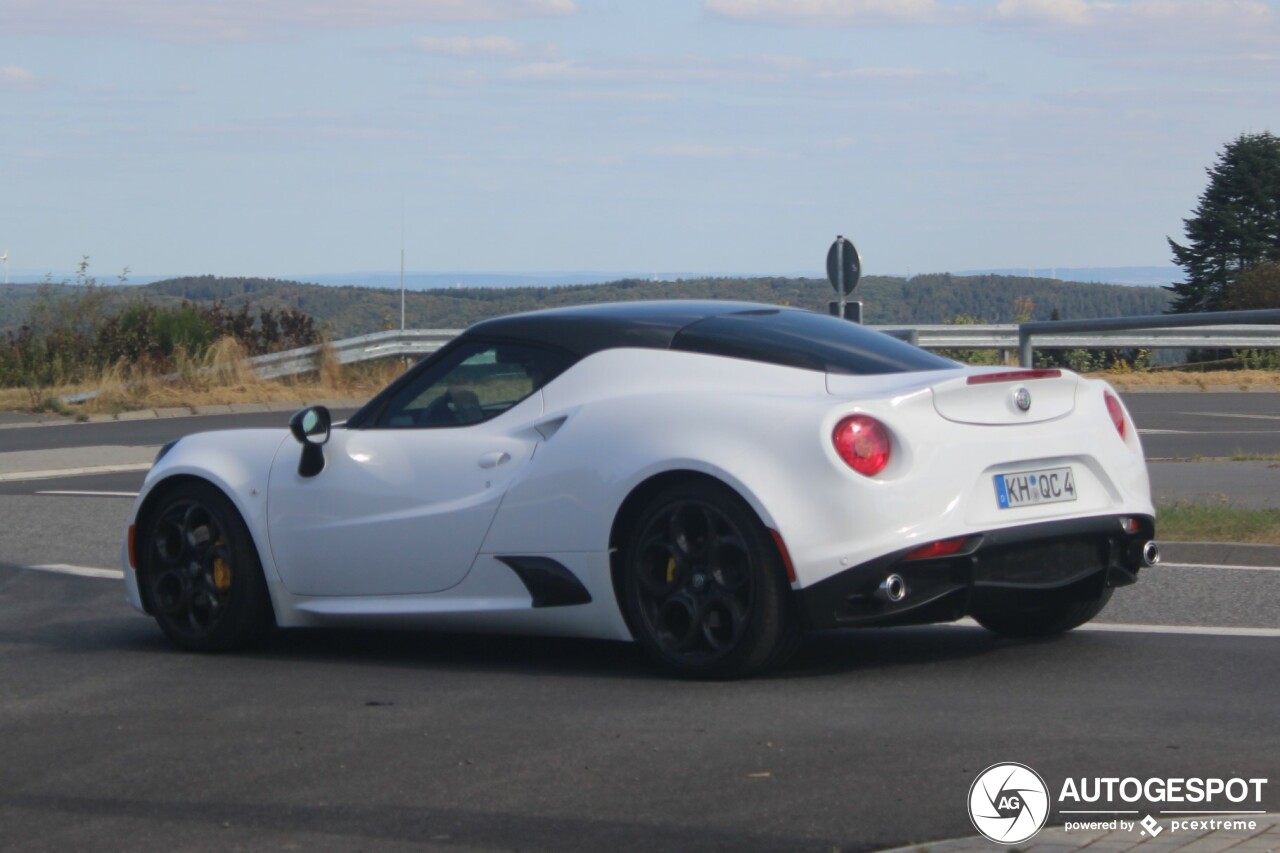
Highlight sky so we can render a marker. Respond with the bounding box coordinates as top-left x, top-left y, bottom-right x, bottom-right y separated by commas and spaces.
1, 0, 1277, 283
